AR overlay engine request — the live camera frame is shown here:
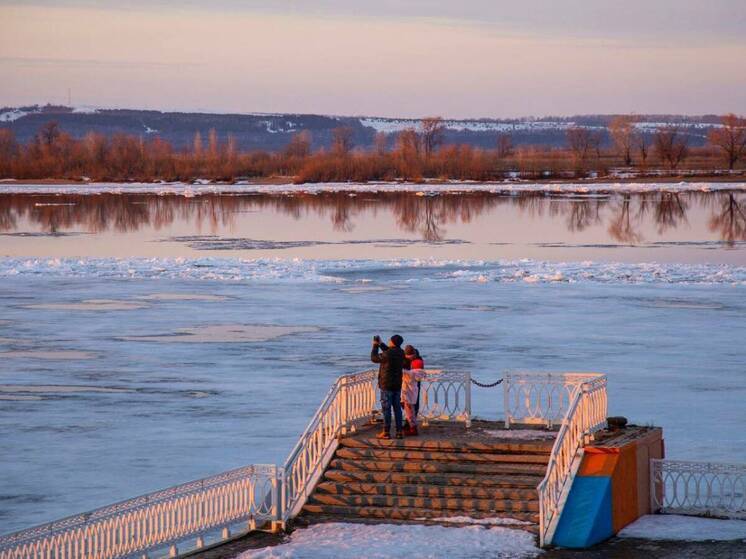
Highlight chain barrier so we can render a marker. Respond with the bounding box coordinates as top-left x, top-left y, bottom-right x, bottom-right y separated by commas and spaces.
470, 377, 503, 388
